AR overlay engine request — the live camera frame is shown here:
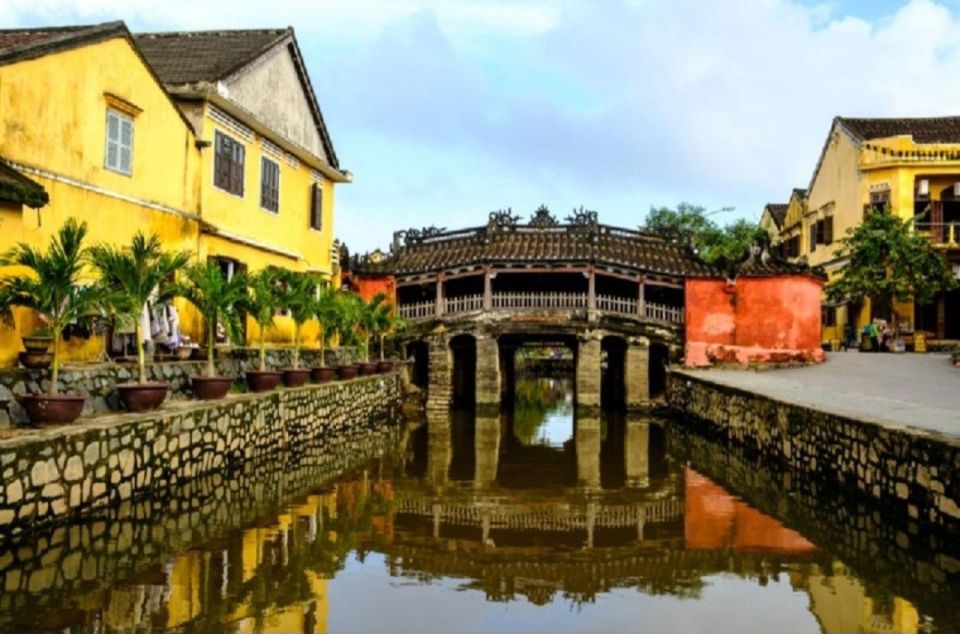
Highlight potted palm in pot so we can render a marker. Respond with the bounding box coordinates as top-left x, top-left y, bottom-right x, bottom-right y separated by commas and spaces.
0, 218, 104, 425
244, 266, 285, 392
176, 261, 247, 400
90, 232, 190, 412
277, 270, 317, 387
335, 292, 363, 380
357, 294, 388, 376
371, 295, 405, 373
310, 286, 341, 383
